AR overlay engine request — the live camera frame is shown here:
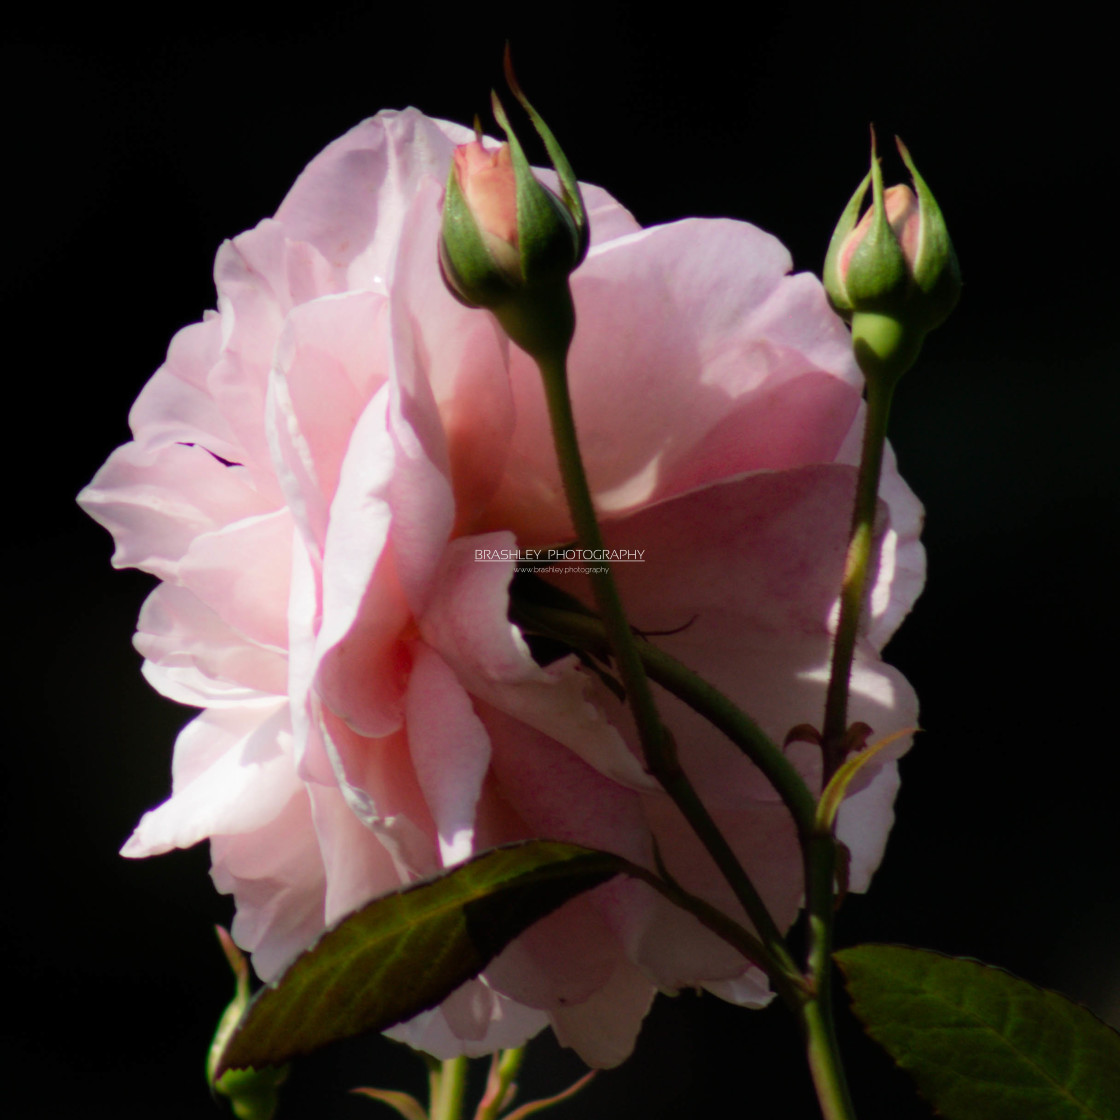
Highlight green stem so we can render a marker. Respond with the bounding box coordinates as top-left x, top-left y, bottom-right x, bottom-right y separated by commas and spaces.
534, 347, 802, 995
431, 1056, 469, 1120
476, 1048, 525, 1120
800, 830, 857, 1120
821, 375, 896, 778
801, 368, 903, 1120
535, 349, 669, 780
